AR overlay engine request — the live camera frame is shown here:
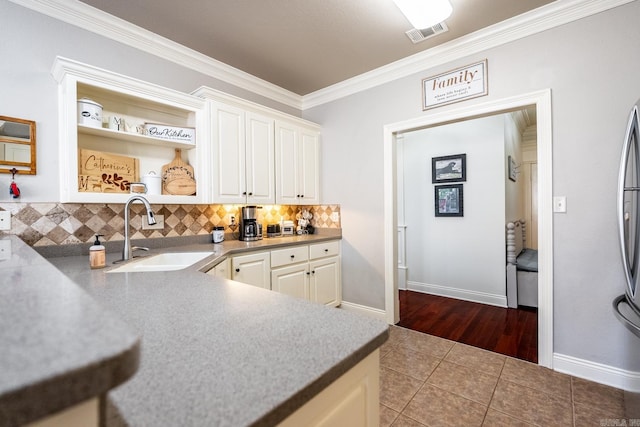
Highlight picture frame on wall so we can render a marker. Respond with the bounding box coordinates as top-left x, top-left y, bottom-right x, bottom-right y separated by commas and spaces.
508, 155, 517, 182
435, 184, 464, 217
432, 153, 466, 183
